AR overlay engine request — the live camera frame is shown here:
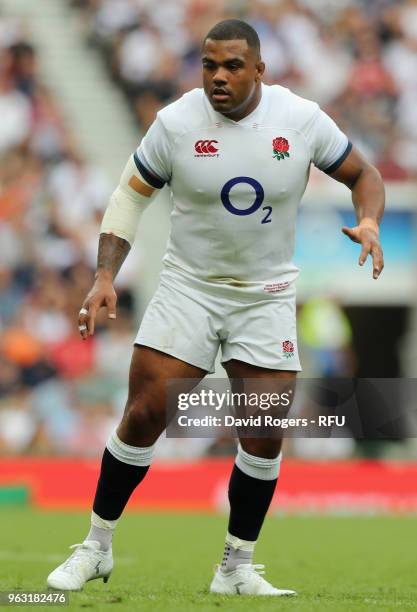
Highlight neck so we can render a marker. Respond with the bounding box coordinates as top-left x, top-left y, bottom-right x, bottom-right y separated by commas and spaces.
221, 81, 262, 122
